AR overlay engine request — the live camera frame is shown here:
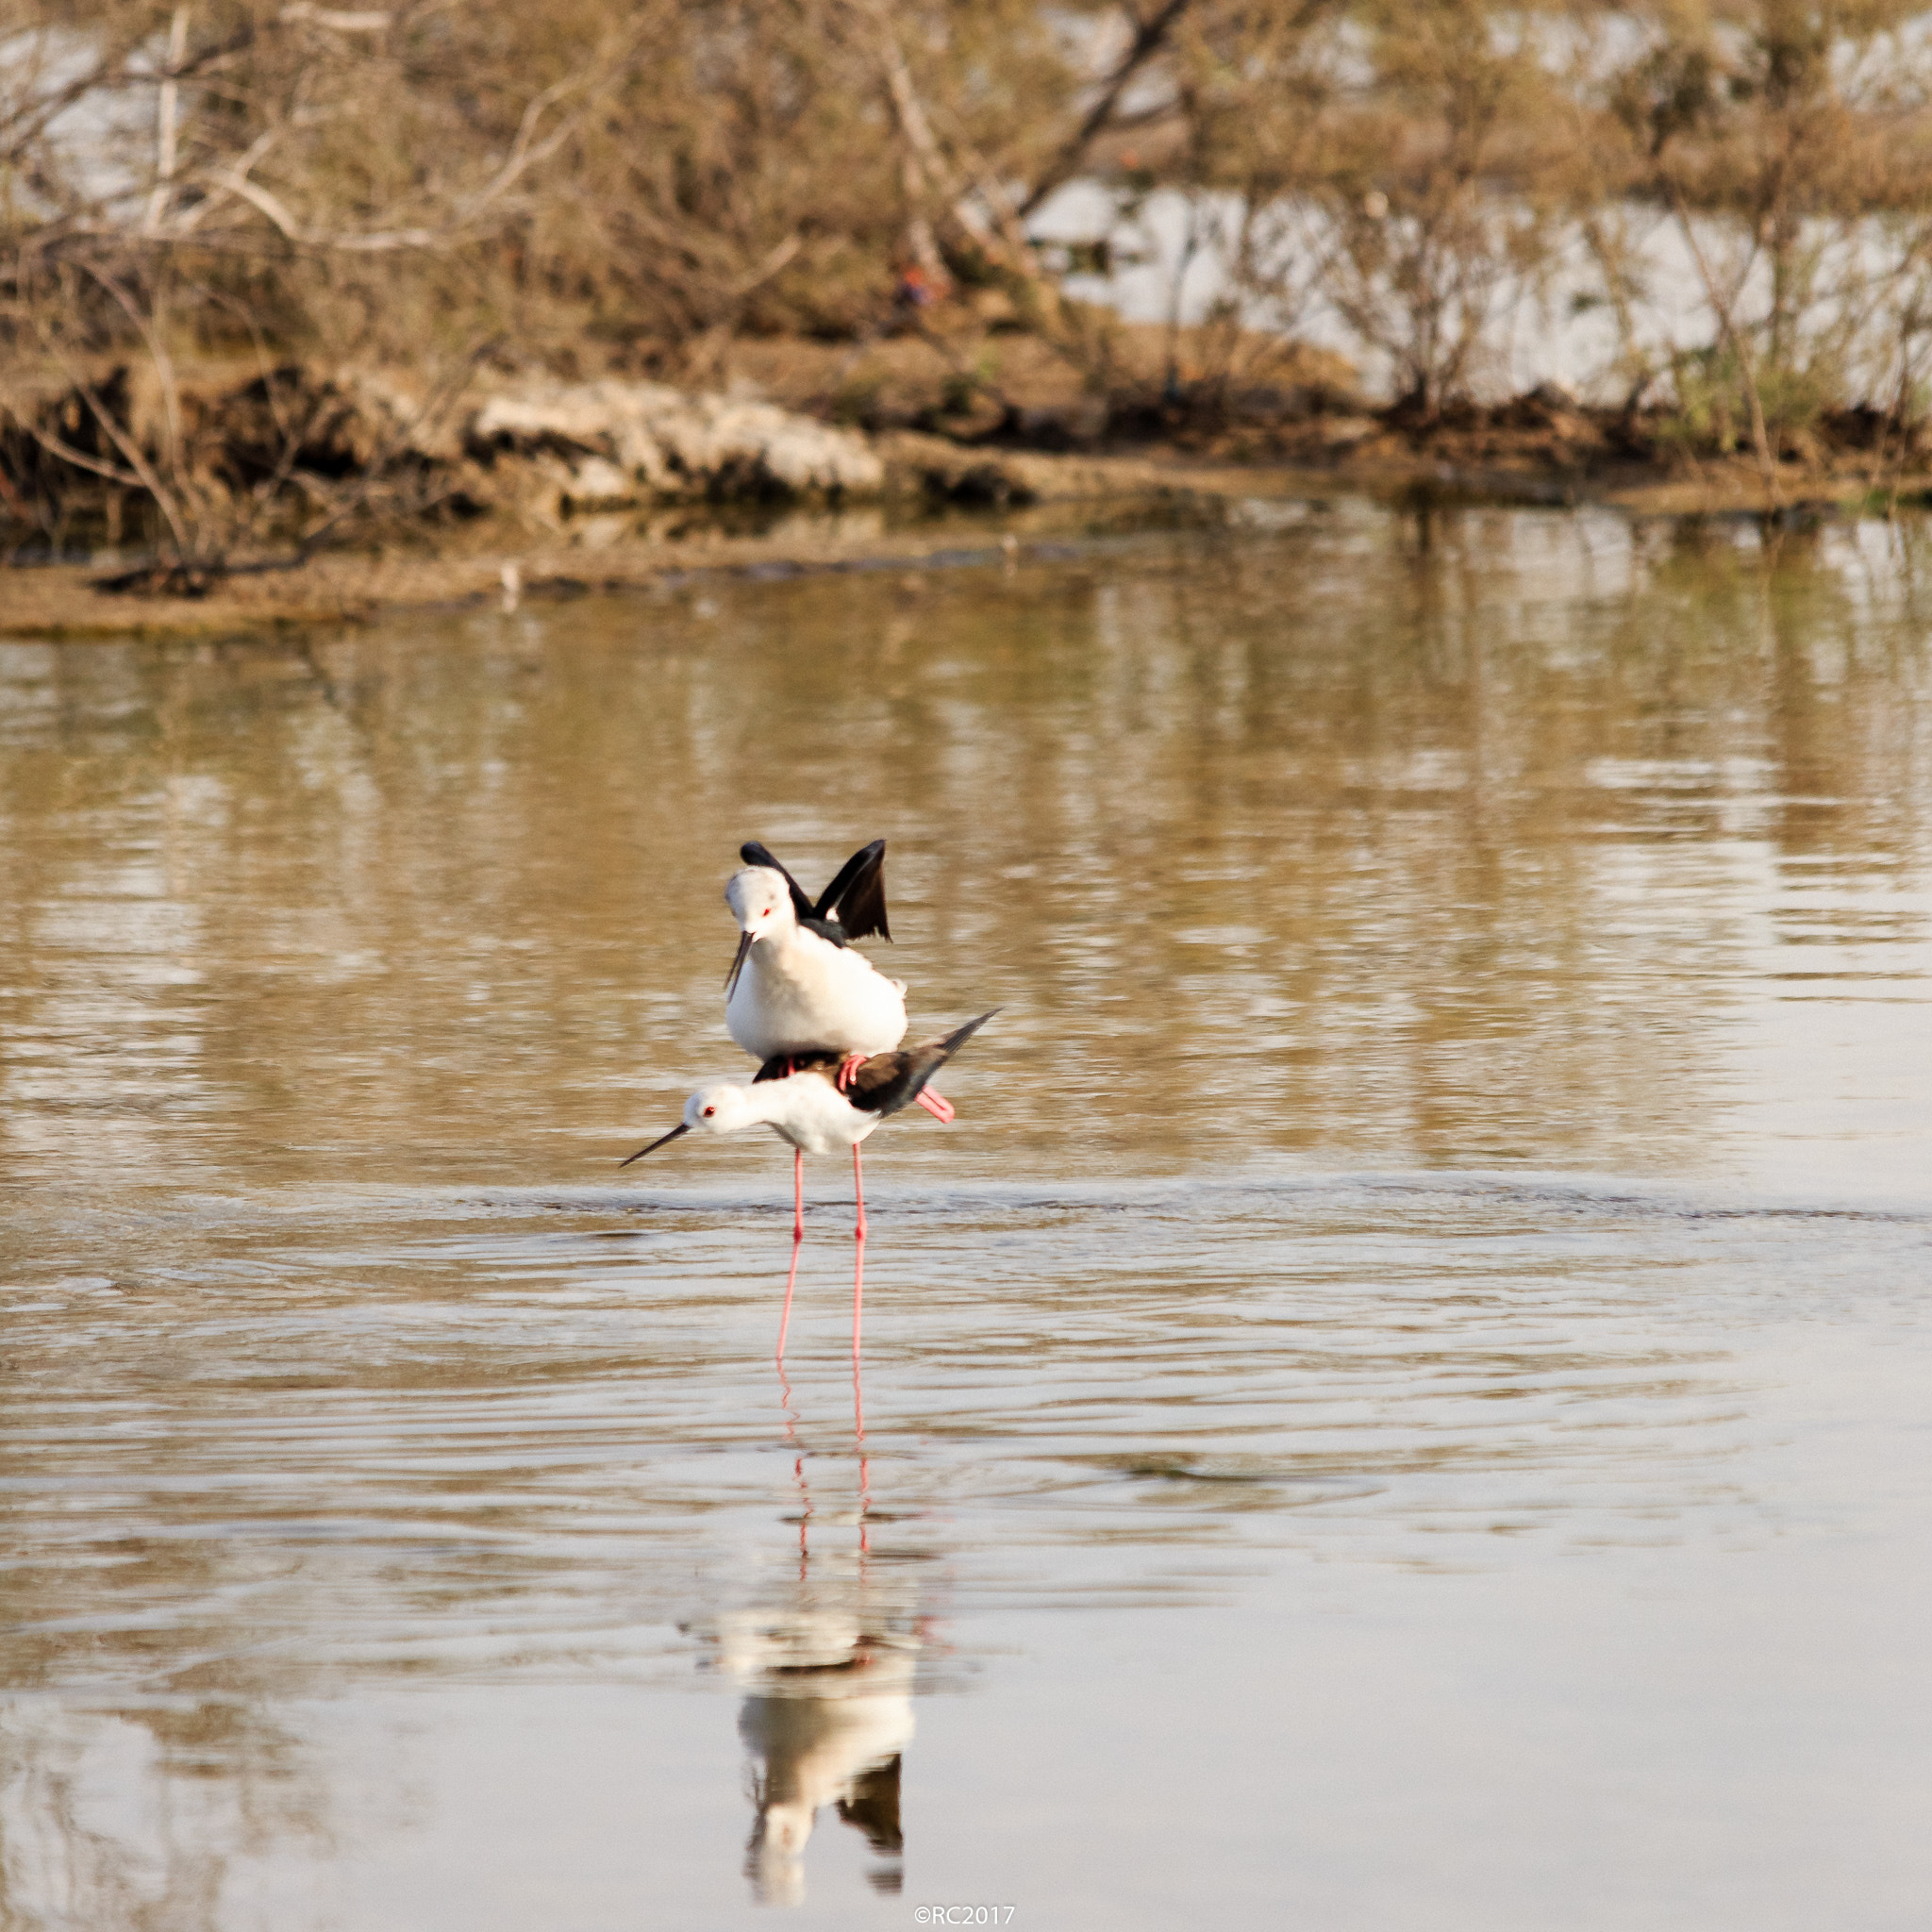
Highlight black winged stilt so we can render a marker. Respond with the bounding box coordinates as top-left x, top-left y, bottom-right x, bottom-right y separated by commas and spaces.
723, 841, 907, 1063
623, 1012, 995, 1357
